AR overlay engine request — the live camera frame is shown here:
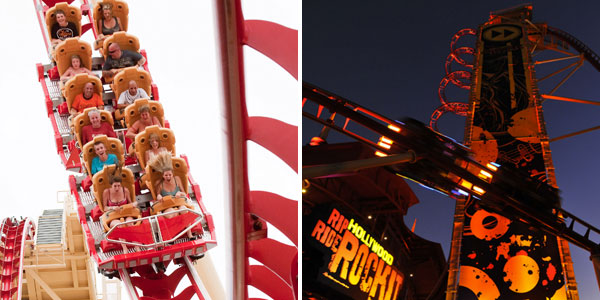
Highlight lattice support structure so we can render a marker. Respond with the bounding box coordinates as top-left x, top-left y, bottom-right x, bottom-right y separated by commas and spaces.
22, 204, 97, 300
